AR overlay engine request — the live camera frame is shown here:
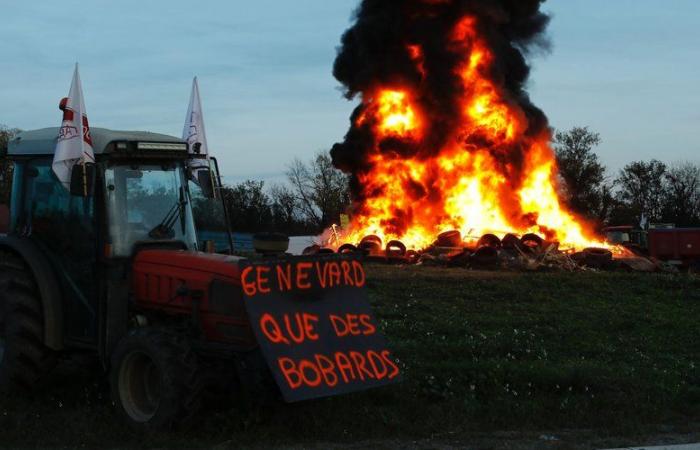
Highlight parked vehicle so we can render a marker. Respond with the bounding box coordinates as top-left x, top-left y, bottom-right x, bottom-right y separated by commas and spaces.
648, 228, 700, 267
604, 225, 700, 267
